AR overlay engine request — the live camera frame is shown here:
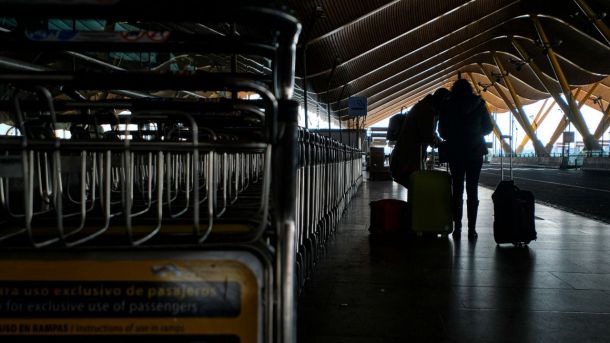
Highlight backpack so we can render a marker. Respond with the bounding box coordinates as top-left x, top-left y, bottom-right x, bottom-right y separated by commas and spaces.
386, 112, 405, 141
